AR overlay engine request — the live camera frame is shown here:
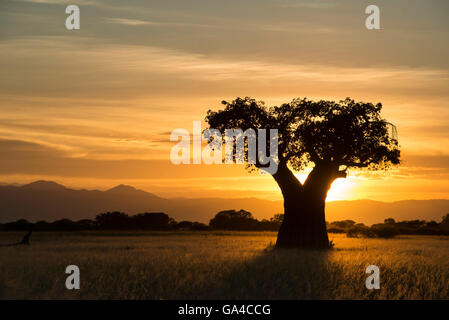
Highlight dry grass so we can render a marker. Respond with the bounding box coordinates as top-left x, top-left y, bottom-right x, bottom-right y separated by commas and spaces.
0, 231, 448, 299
